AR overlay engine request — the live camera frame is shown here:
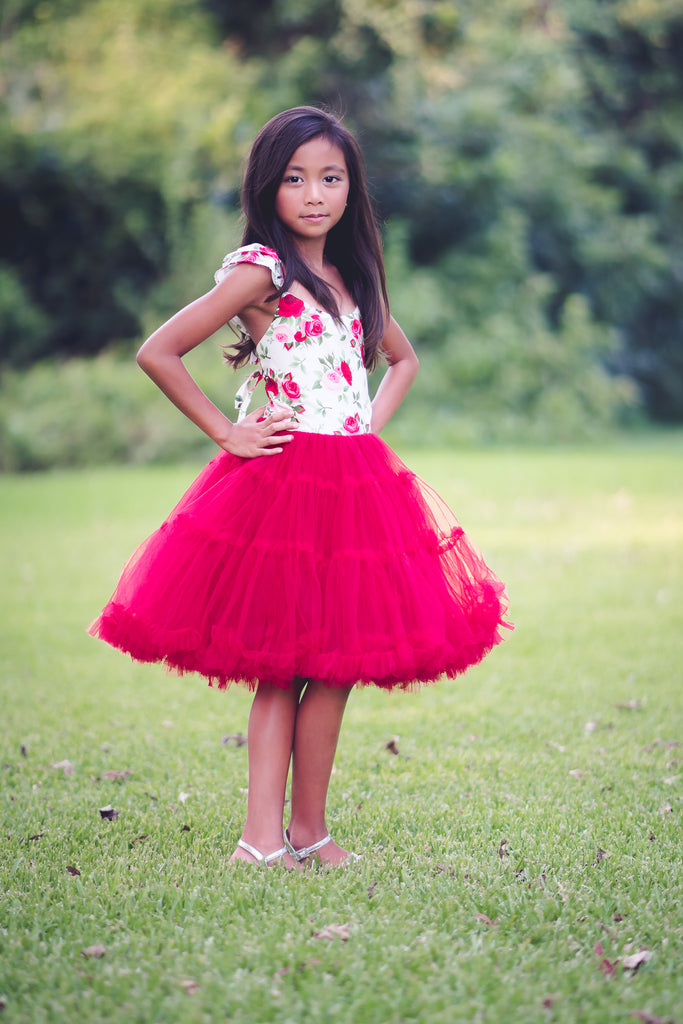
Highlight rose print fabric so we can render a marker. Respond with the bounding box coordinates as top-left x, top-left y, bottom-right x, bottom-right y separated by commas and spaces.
215, 245, 372, 435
